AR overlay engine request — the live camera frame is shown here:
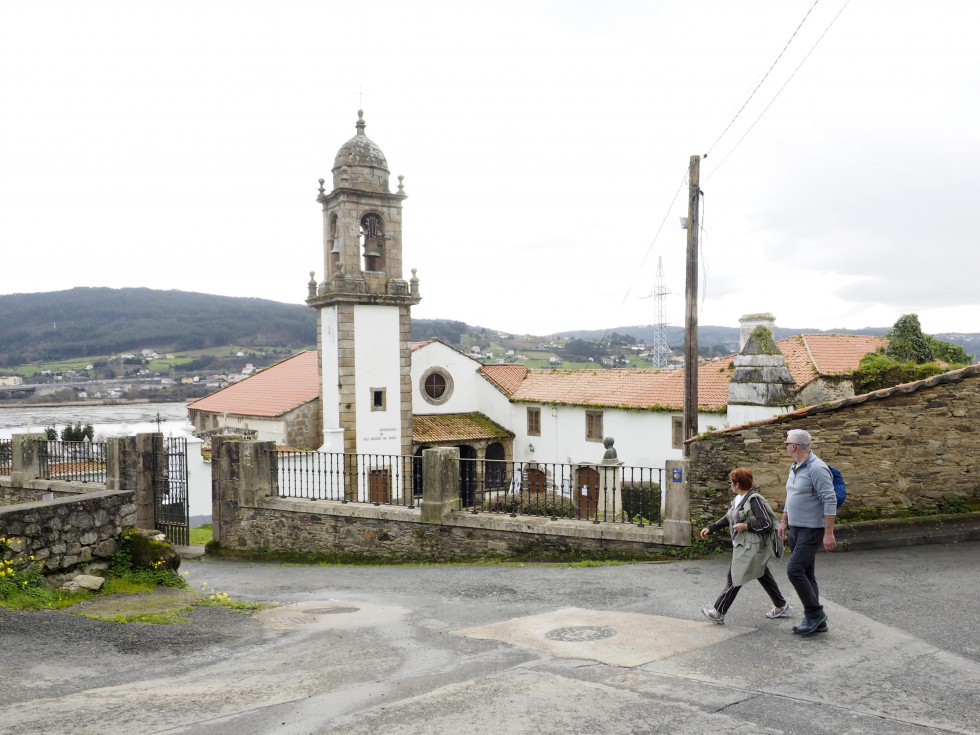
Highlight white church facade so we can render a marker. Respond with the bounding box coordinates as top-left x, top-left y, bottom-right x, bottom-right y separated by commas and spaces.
189, 111, 889, 491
